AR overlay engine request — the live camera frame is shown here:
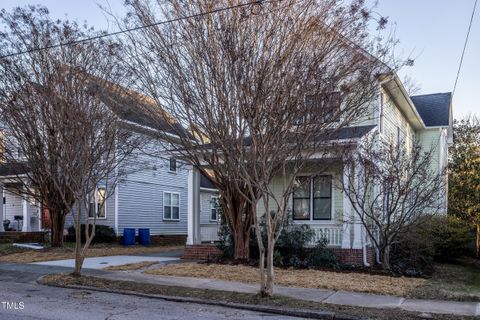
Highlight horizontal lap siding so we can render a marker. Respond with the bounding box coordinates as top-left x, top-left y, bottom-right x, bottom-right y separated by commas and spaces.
117, 157, 189, 236
200, 190, 219, 225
